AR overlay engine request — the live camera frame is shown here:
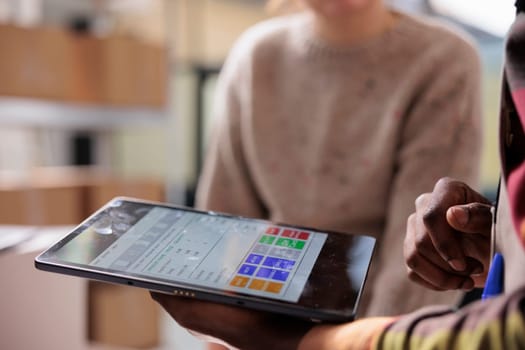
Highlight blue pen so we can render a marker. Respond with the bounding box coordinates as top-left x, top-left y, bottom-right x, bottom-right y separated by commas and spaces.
481, 252, 504, 300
